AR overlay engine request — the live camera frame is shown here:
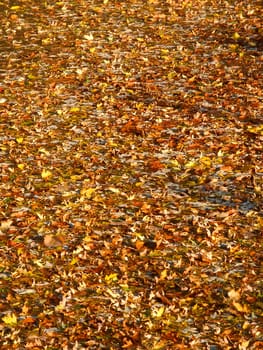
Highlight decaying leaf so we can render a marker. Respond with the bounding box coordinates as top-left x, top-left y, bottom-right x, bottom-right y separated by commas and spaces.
0, 0, 261, 348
